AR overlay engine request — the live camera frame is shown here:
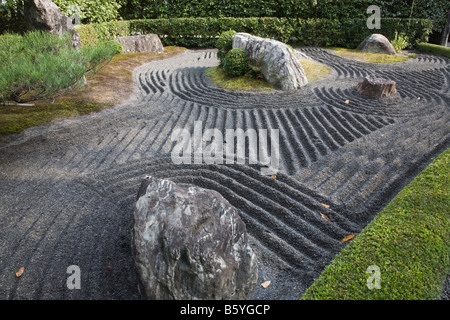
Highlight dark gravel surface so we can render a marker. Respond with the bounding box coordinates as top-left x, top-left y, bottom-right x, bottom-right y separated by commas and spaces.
0, 48, 448, 300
